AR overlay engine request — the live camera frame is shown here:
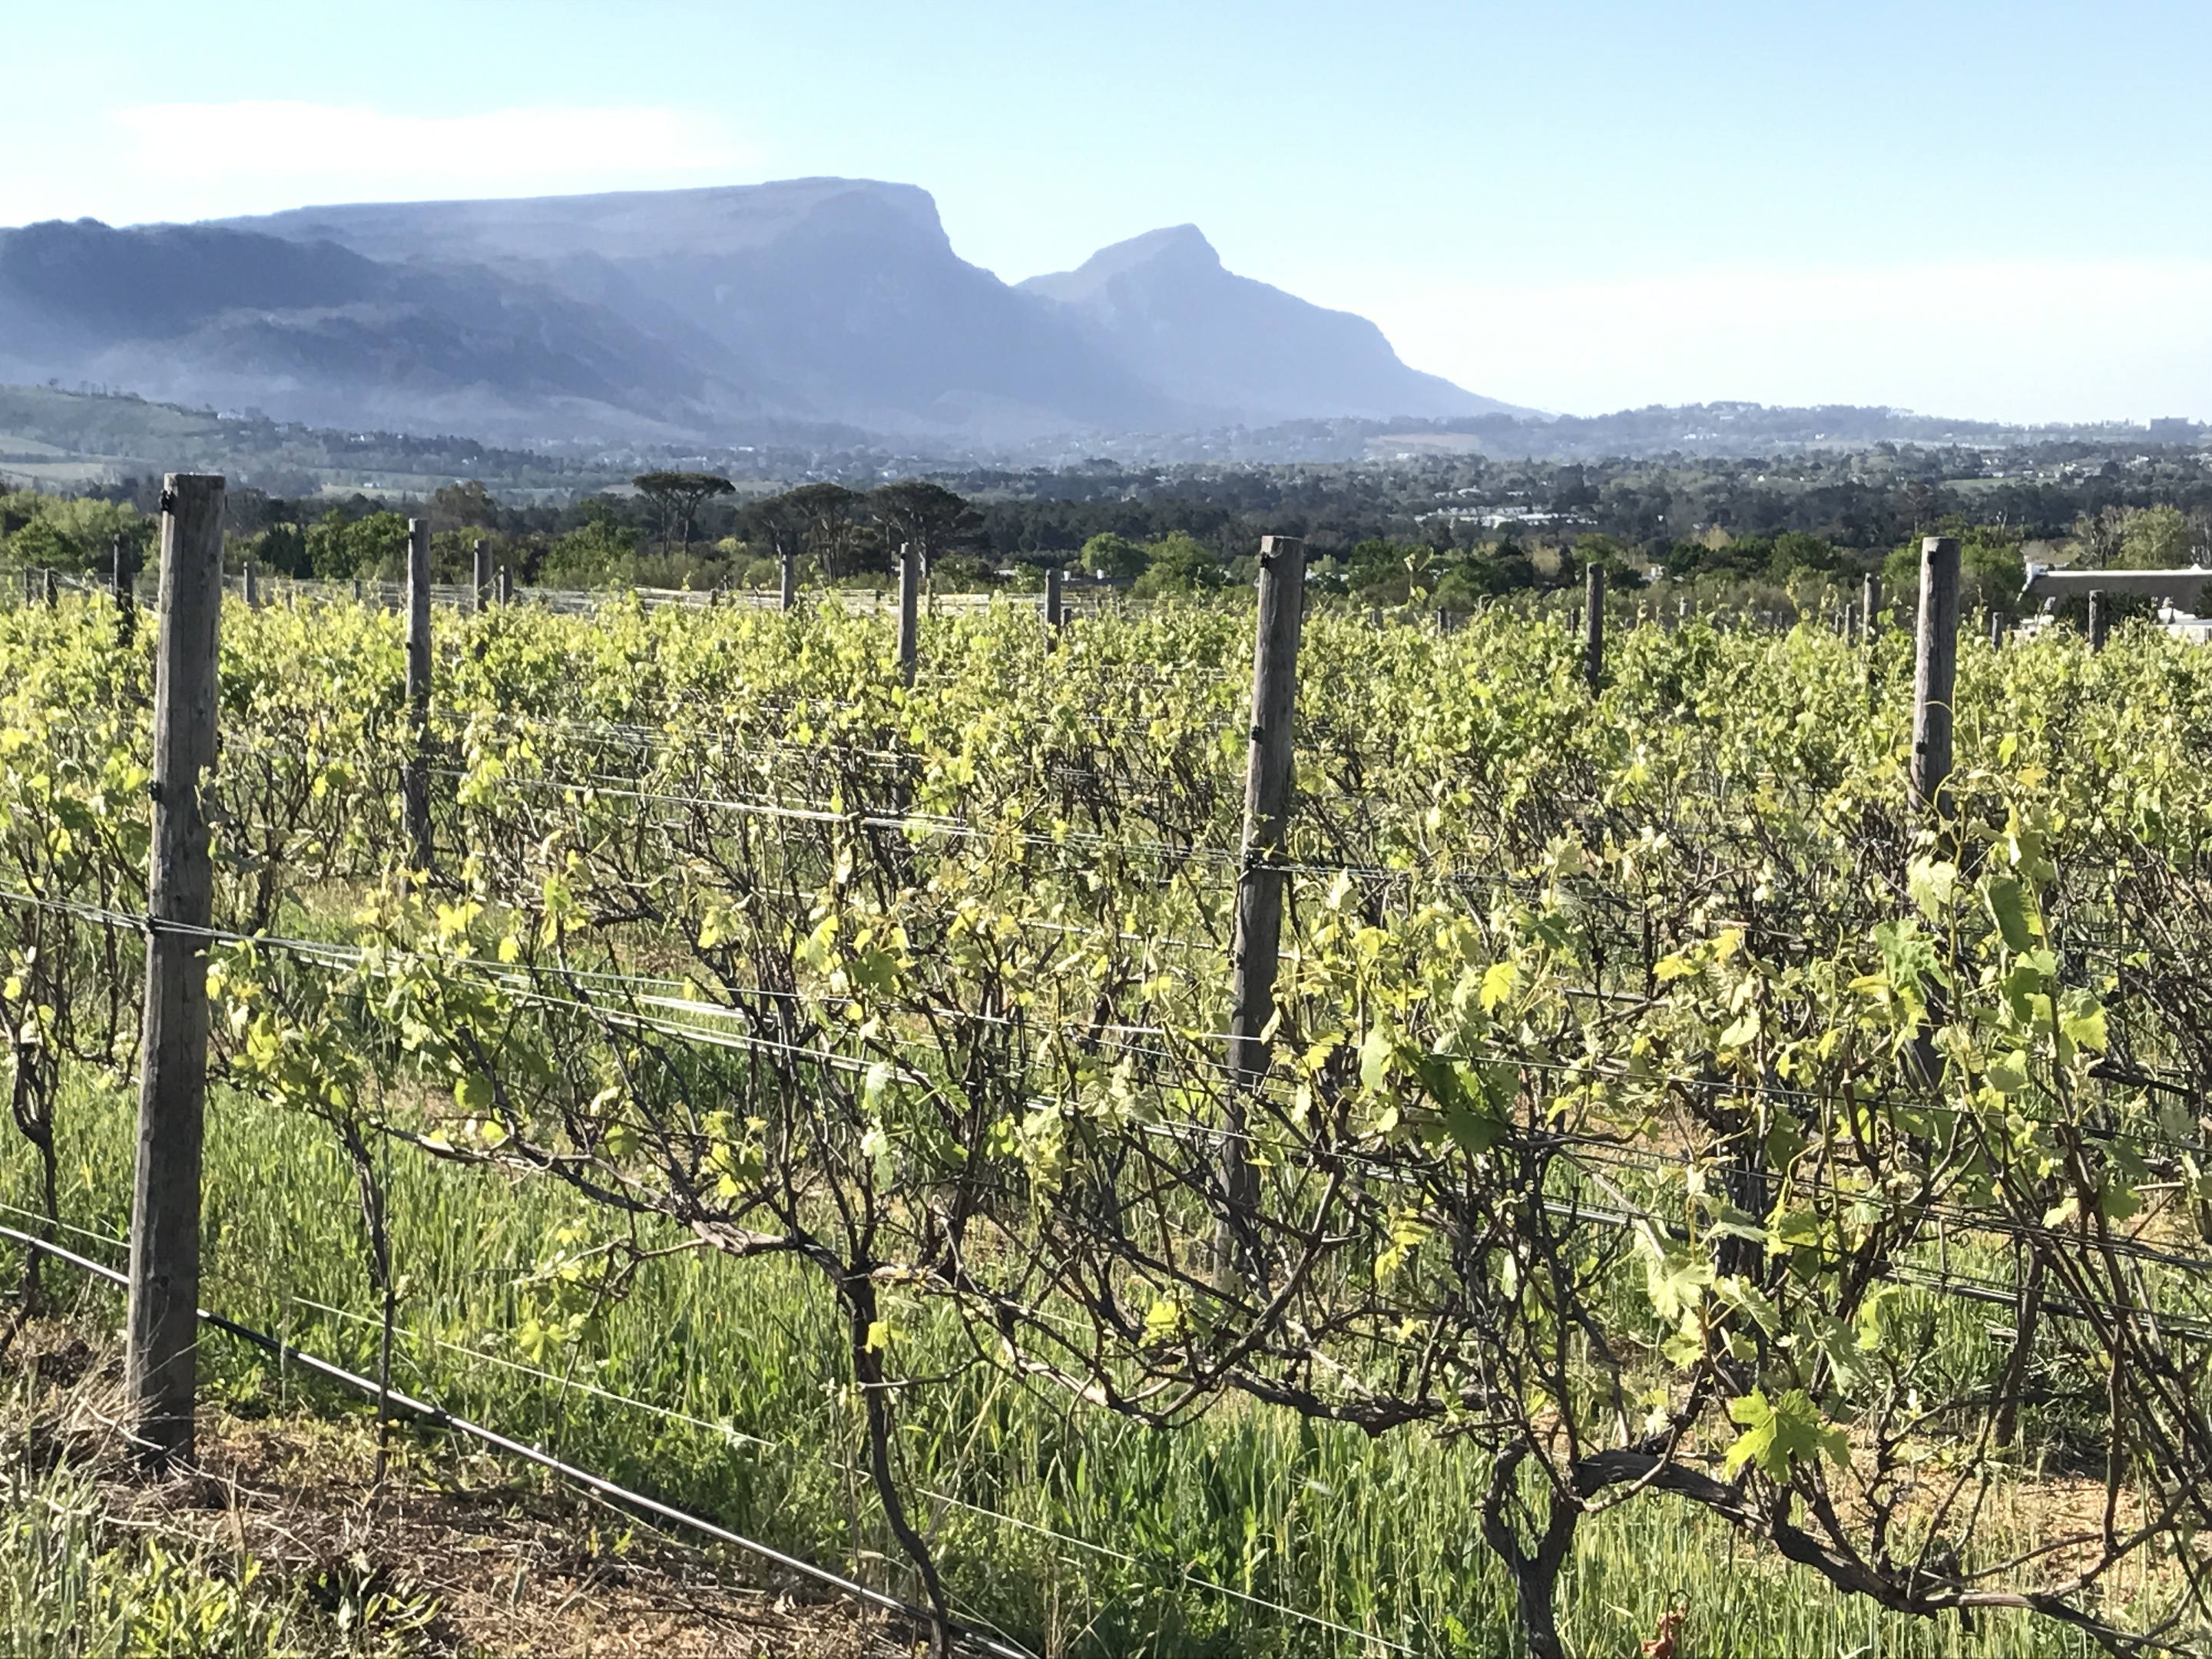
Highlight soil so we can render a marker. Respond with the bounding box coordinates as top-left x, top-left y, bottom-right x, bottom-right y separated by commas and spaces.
6, 1316, 918, 1659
